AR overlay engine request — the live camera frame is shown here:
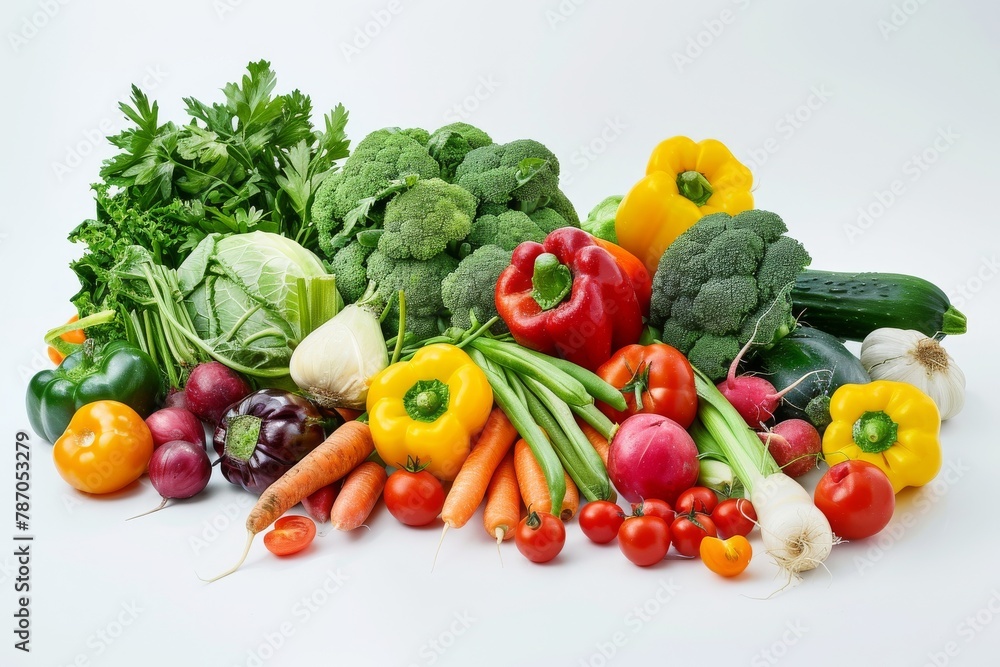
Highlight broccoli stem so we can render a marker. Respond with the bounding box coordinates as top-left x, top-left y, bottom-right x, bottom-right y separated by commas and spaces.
531, 253, 573, 311
677, 170, 714, 206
